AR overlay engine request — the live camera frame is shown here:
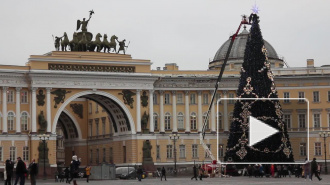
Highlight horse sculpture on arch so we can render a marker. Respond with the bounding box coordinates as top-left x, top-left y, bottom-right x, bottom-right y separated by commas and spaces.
101, 34, 111, 53
89, 33, 102, 52
109, 35, 118, 53
69, 32, 79, 51
61, 32, 70, 51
